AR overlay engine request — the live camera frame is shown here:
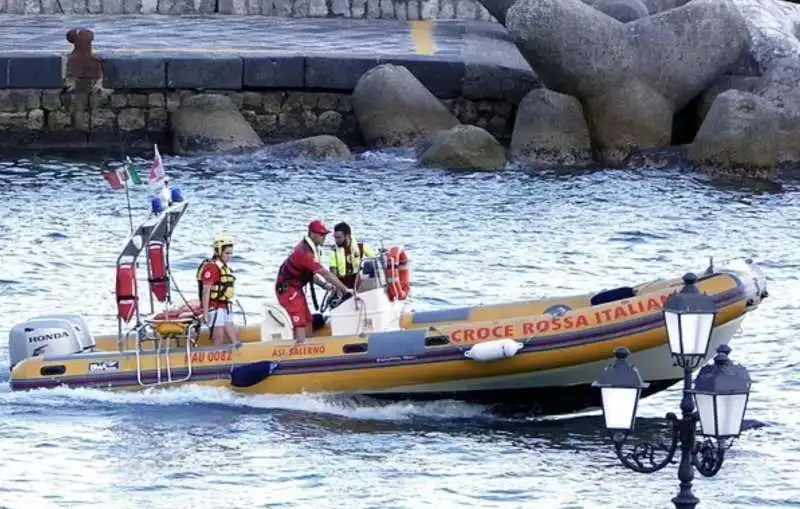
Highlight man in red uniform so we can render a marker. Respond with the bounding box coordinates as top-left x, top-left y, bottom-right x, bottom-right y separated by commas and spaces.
275, 220, 352, 343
